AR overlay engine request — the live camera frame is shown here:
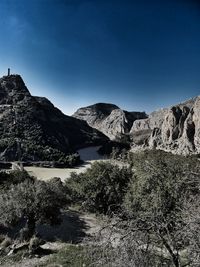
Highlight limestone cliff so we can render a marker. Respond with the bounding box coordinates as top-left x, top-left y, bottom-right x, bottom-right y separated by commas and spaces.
73, 103, 147, 140
131, 97, 199, 155
0, 75, 108, 161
